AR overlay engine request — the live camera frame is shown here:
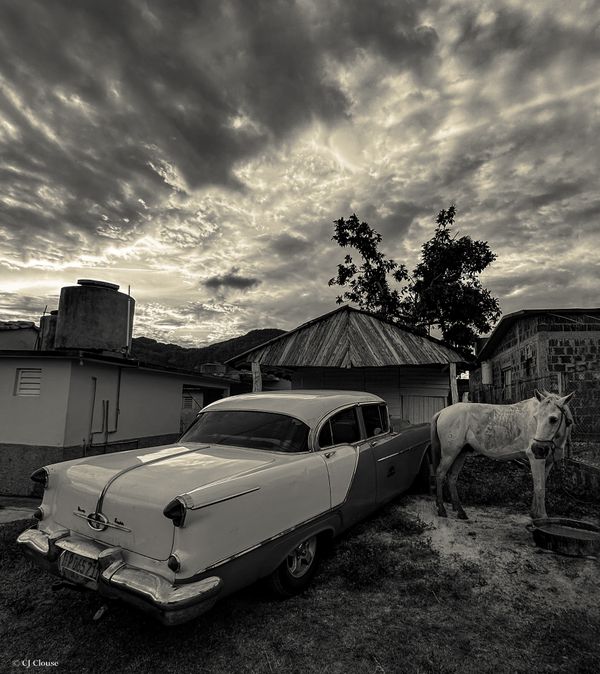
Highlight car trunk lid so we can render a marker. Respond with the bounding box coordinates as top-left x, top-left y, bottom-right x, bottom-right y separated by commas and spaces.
50, 443, 276, 560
